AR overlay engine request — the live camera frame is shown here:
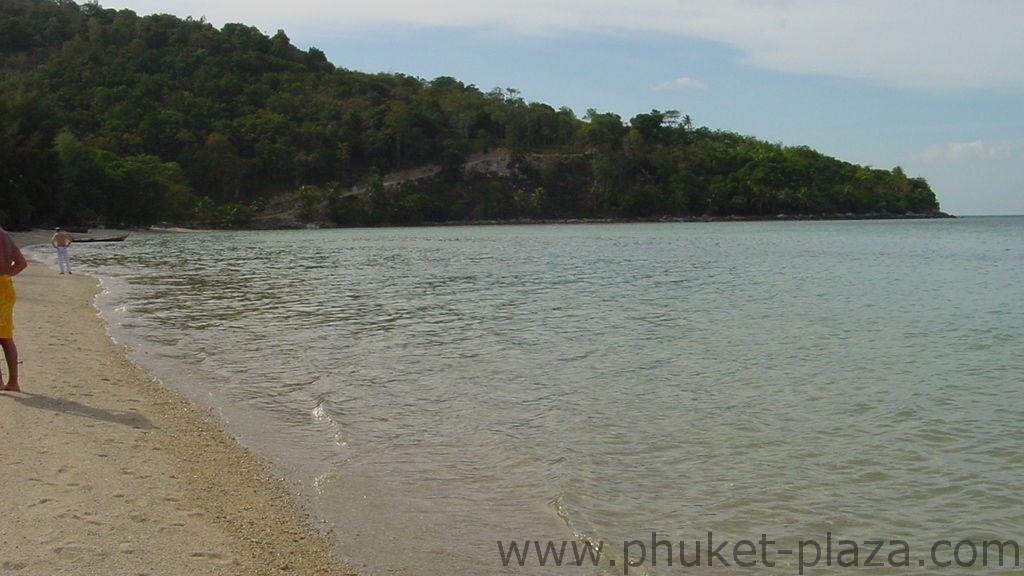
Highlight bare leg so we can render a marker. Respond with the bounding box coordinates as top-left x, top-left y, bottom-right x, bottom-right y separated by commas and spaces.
1, 338, 18, 391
